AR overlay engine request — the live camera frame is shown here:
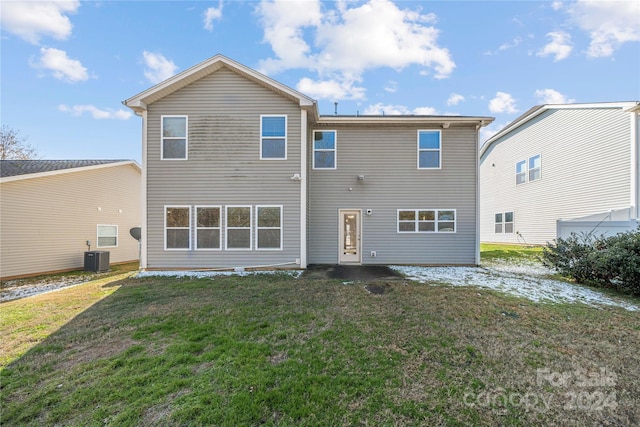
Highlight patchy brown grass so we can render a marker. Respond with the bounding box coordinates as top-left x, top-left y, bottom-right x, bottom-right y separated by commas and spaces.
1, 272, 639, 426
